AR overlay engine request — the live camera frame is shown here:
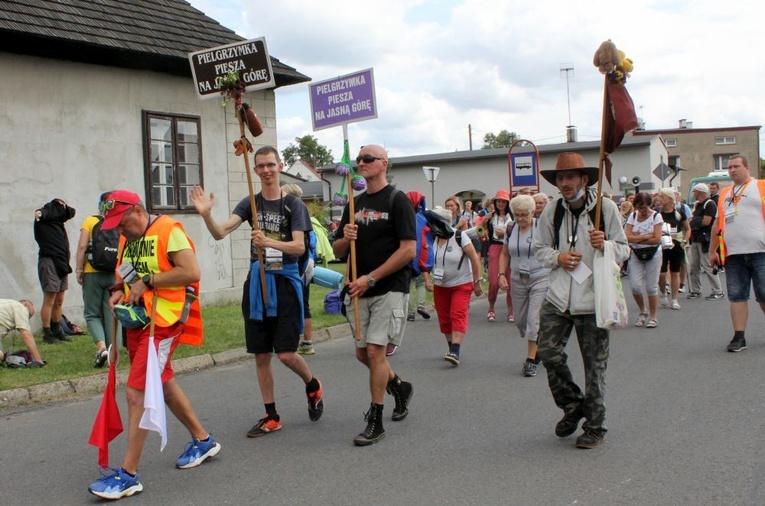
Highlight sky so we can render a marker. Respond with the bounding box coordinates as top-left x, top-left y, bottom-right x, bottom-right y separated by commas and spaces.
186, 0, 762, 161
